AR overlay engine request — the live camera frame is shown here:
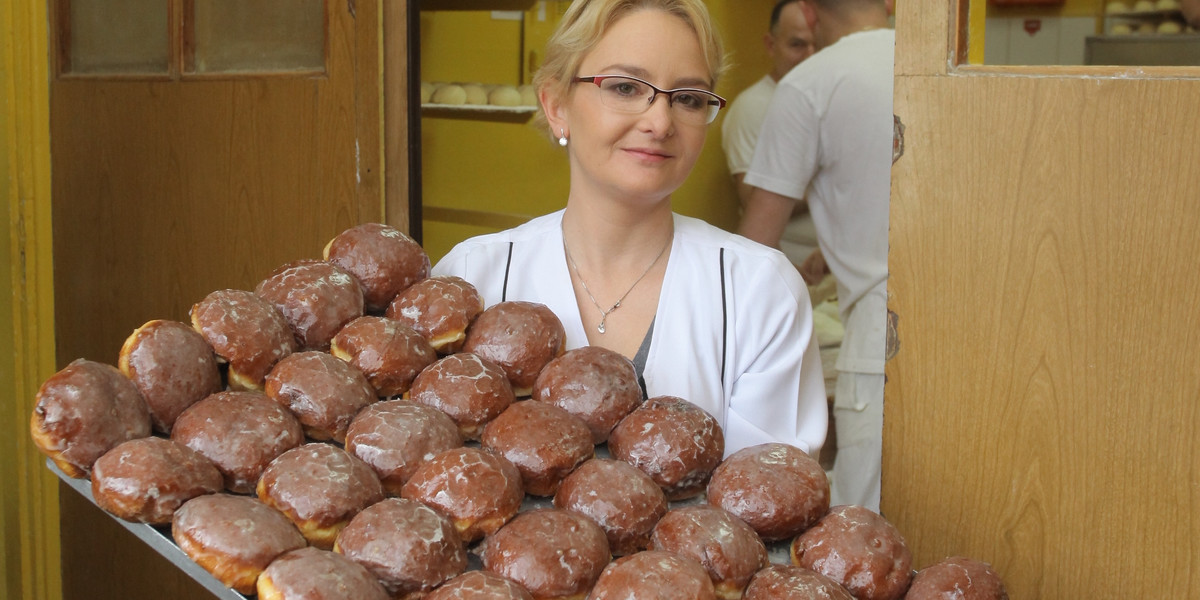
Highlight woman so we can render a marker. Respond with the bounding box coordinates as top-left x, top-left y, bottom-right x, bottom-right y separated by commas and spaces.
432, 0, 827, 458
